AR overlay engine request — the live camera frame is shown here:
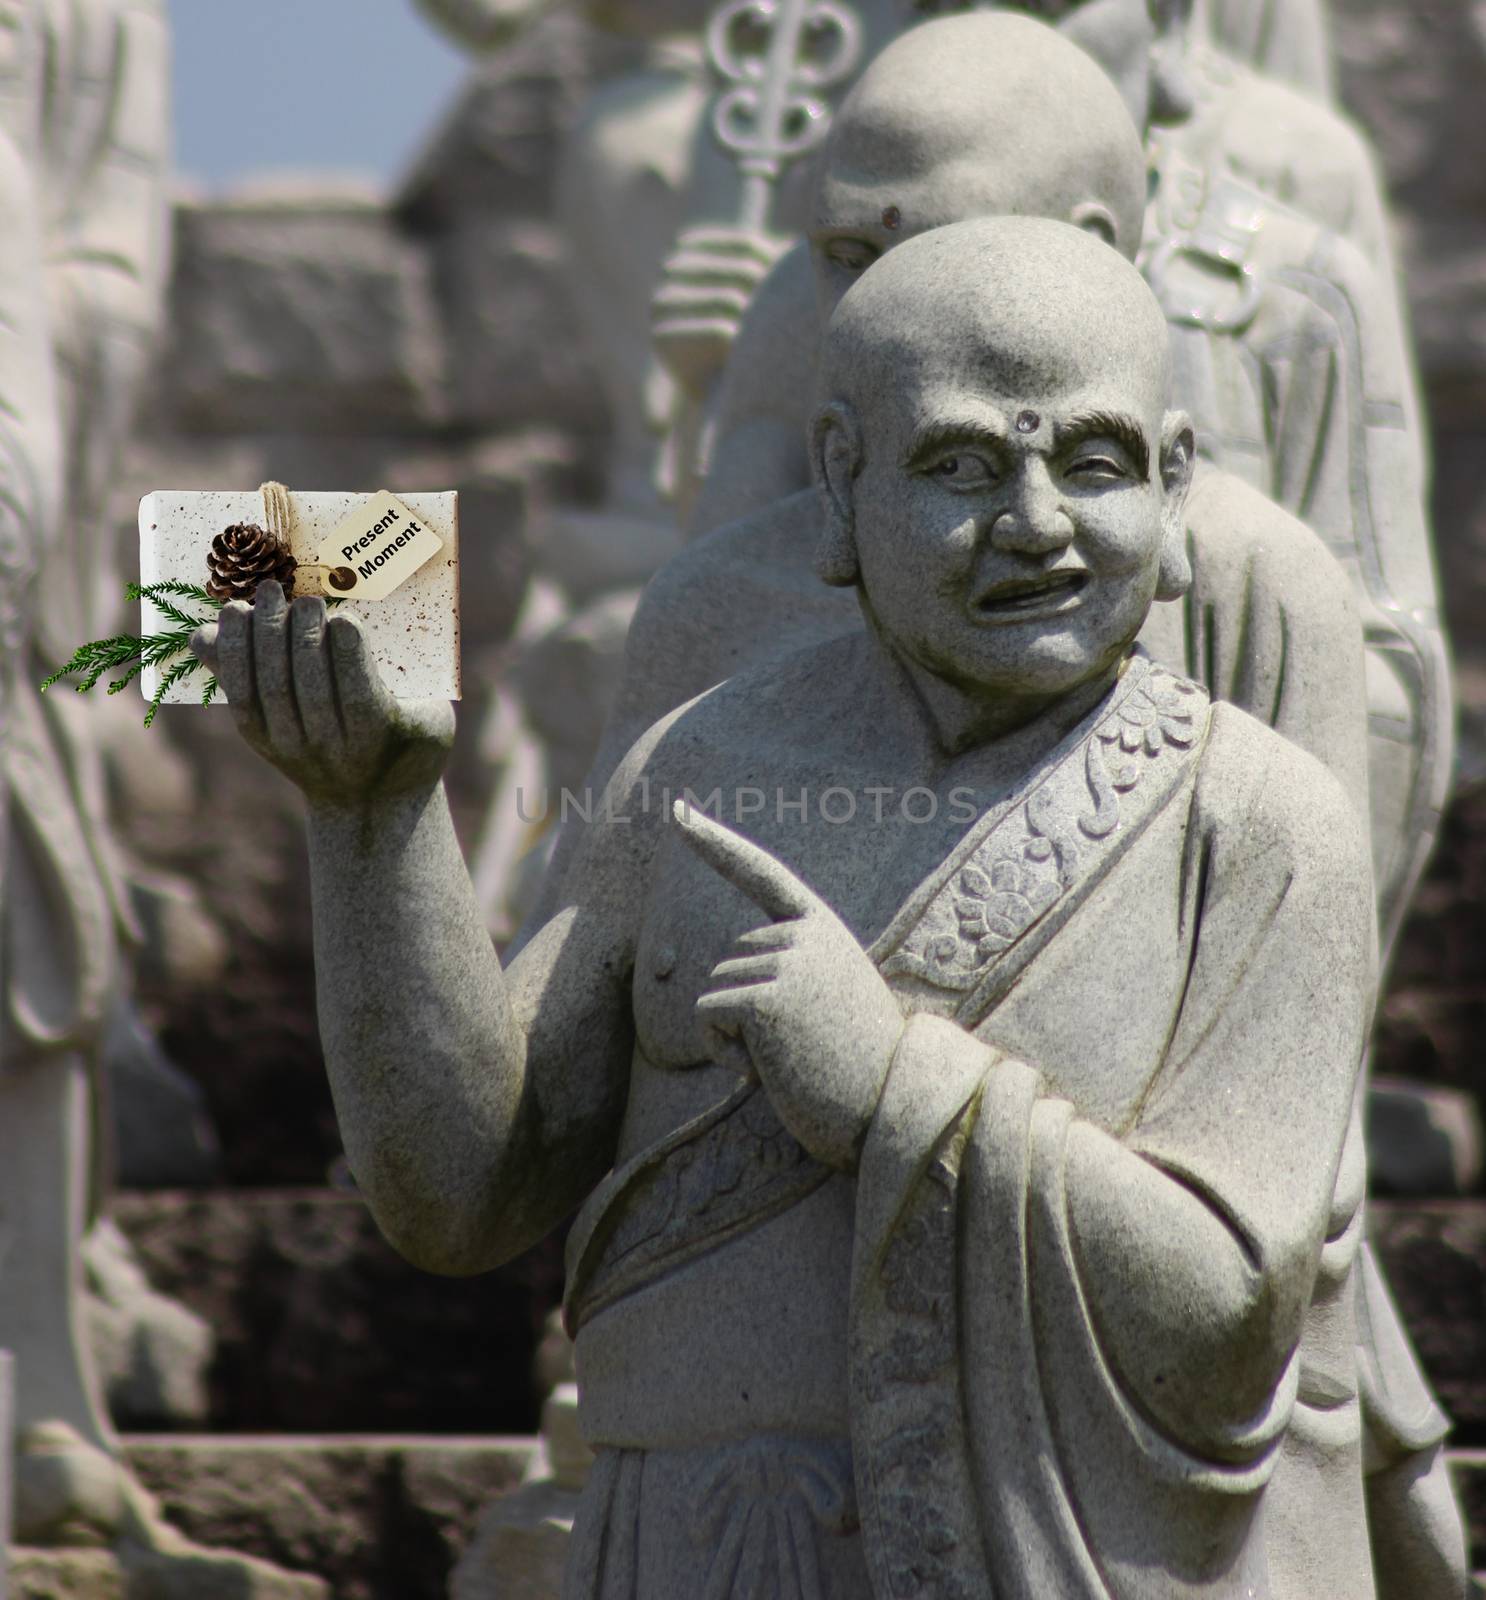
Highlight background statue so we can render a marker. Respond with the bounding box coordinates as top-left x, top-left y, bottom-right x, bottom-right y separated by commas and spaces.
684, 5, 1444, 957
193, 215, 1462, 1596
0, 4, 321, 1591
